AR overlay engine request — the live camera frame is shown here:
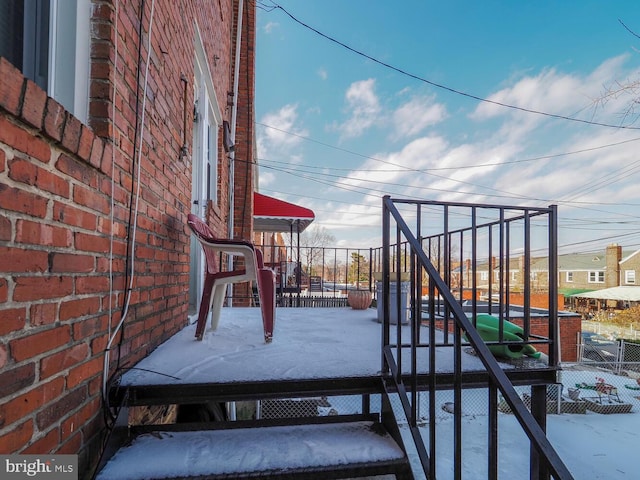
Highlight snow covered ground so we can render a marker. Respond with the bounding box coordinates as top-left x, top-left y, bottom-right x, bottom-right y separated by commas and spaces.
117, 307, 640, 479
